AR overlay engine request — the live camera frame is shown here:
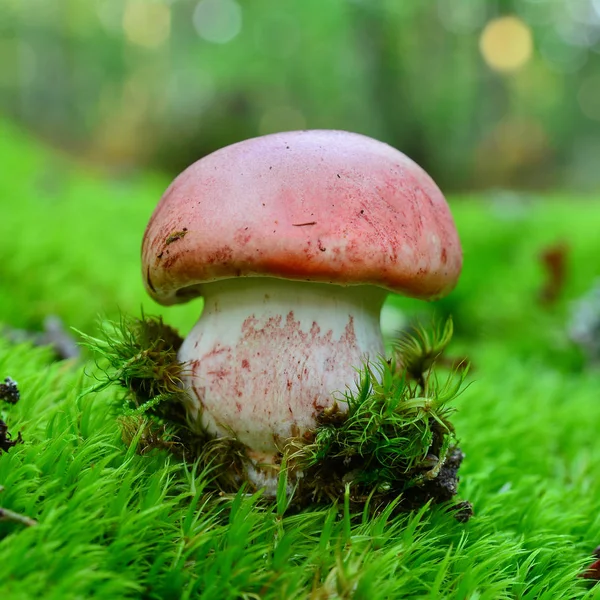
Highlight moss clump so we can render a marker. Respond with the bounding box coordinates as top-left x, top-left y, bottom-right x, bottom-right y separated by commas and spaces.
286, 320, 470, 517
1, 376, 22, 453
0, 377, 20, 405
83, 314, 470, 516
79, 313, 187, 420
0, 375, 34, 527
80, 314, 249, 490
